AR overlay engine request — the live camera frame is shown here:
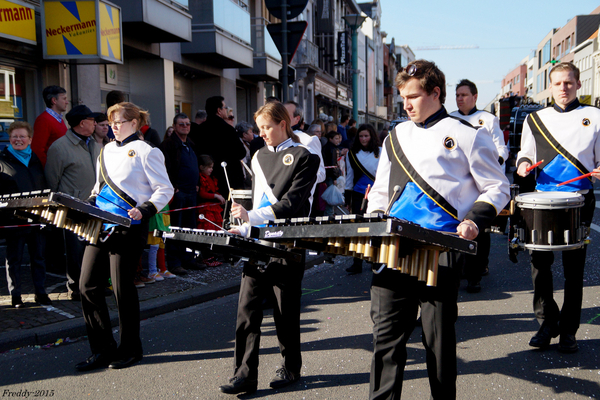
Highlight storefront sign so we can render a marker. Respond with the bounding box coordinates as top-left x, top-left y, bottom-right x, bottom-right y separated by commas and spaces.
0, 0, 36, 45
42, 0, 122, 64
315, 77, 337, 100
